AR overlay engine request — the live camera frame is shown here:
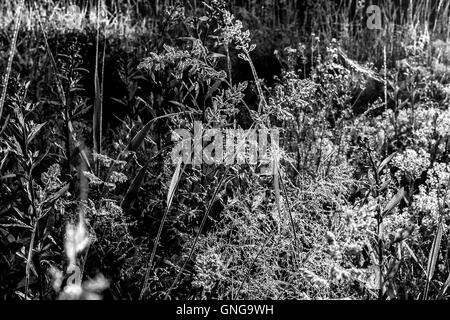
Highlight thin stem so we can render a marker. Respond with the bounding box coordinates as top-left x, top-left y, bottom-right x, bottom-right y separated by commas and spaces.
367, 146, 384, 300
243, 48, 267, 114
0, 0, 24, 123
